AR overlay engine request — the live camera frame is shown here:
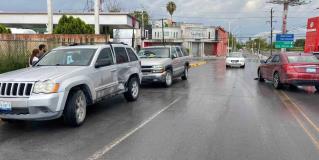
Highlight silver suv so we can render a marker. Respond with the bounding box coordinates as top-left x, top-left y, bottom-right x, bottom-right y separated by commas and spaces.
138, 46, 190, 87
0, 43, 142, 126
